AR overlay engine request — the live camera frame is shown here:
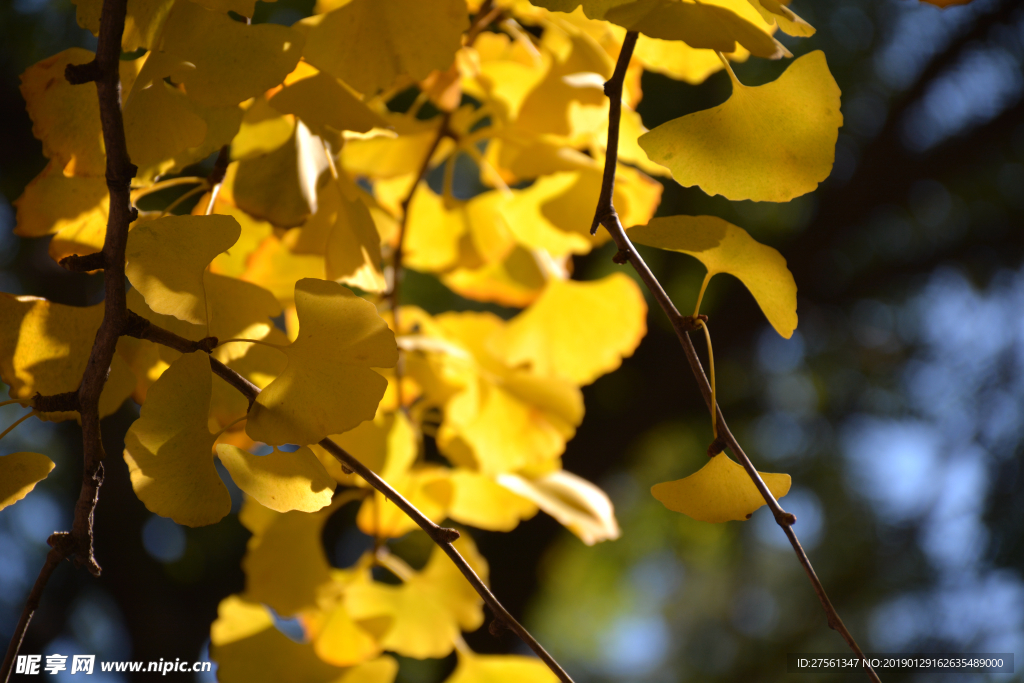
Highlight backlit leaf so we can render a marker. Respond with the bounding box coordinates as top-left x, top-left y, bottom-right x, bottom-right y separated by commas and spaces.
125, 214, 242, 325
217, 444, 335, 513
639, 51, 842, 202
299, 0, 468, 94
445, 652, 560, 683
447, 469, 538, 532
269, 72, 388, 137
498, 470, 620, 544
246, 278, 398, 446
123, 352, 230, 527
629, 215, 797, 337
489, 274, 647, 385
0, 452, 55, 511
748, 0, 815, 37
651, 453, 791, 522
0, 295, 134, 421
